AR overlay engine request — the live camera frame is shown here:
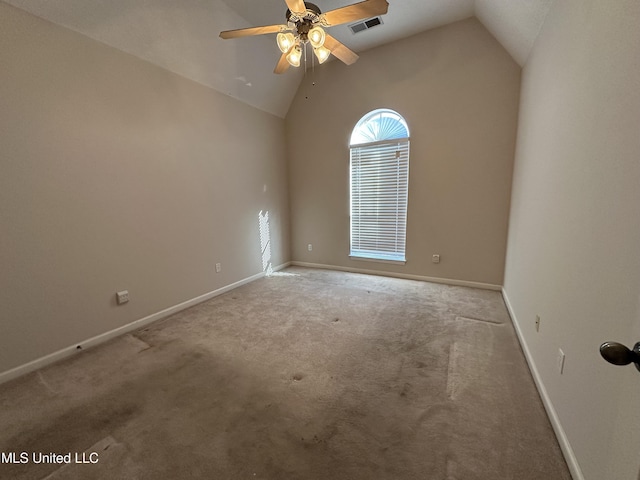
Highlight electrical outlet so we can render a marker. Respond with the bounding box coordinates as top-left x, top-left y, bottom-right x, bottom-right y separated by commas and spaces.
432, 254, 440, 264
215, 263, 221, 273
557, 348, 566, 374
535, 315, 540, 332
116, 290, 129, 305
307, 244, 313, 252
